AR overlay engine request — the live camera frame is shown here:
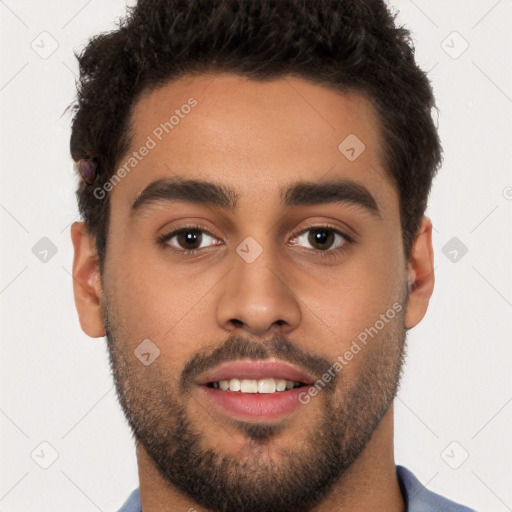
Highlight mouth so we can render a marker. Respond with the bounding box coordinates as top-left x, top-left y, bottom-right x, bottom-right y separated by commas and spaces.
204, 378, 305, 392
196, 359, 316, 422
